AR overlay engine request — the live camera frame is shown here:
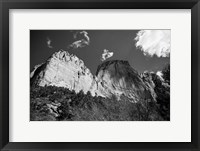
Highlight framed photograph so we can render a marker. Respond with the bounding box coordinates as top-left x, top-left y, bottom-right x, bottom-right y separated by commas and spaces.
0, 0, 199, 150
